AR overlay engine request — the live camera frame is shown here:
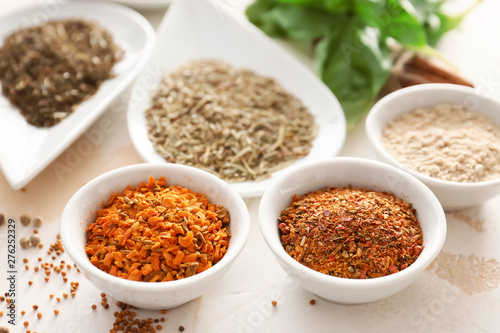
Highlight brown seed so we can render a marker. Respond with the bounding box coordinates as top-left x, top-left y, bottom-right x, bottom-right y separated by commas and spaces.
271, 300, 277, 306
37, 312, 42, 319
28, 281, 33, 286
23, 321, 29, 327
32, 217, 42, 228
54, 309, 59, 315
23, 258, 29, 263
309, 299, 316, 305
179, 326, 185, 332
20, 214, 31, 226
21, 310, 25, 315
30, 235, 41, 247
20, 238, 30, 249
92, 304, 97, 310
32, 305, 38, 310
